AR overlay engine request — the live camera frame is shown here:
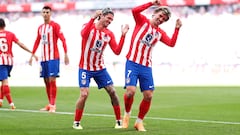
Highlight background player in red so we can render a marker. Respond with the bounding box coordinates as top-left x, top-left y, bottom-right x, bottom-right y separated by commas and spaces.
72, 8, 129, 130
29, 6, 69, 113
0, 18, 37, 110
122, 0, 182, 131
